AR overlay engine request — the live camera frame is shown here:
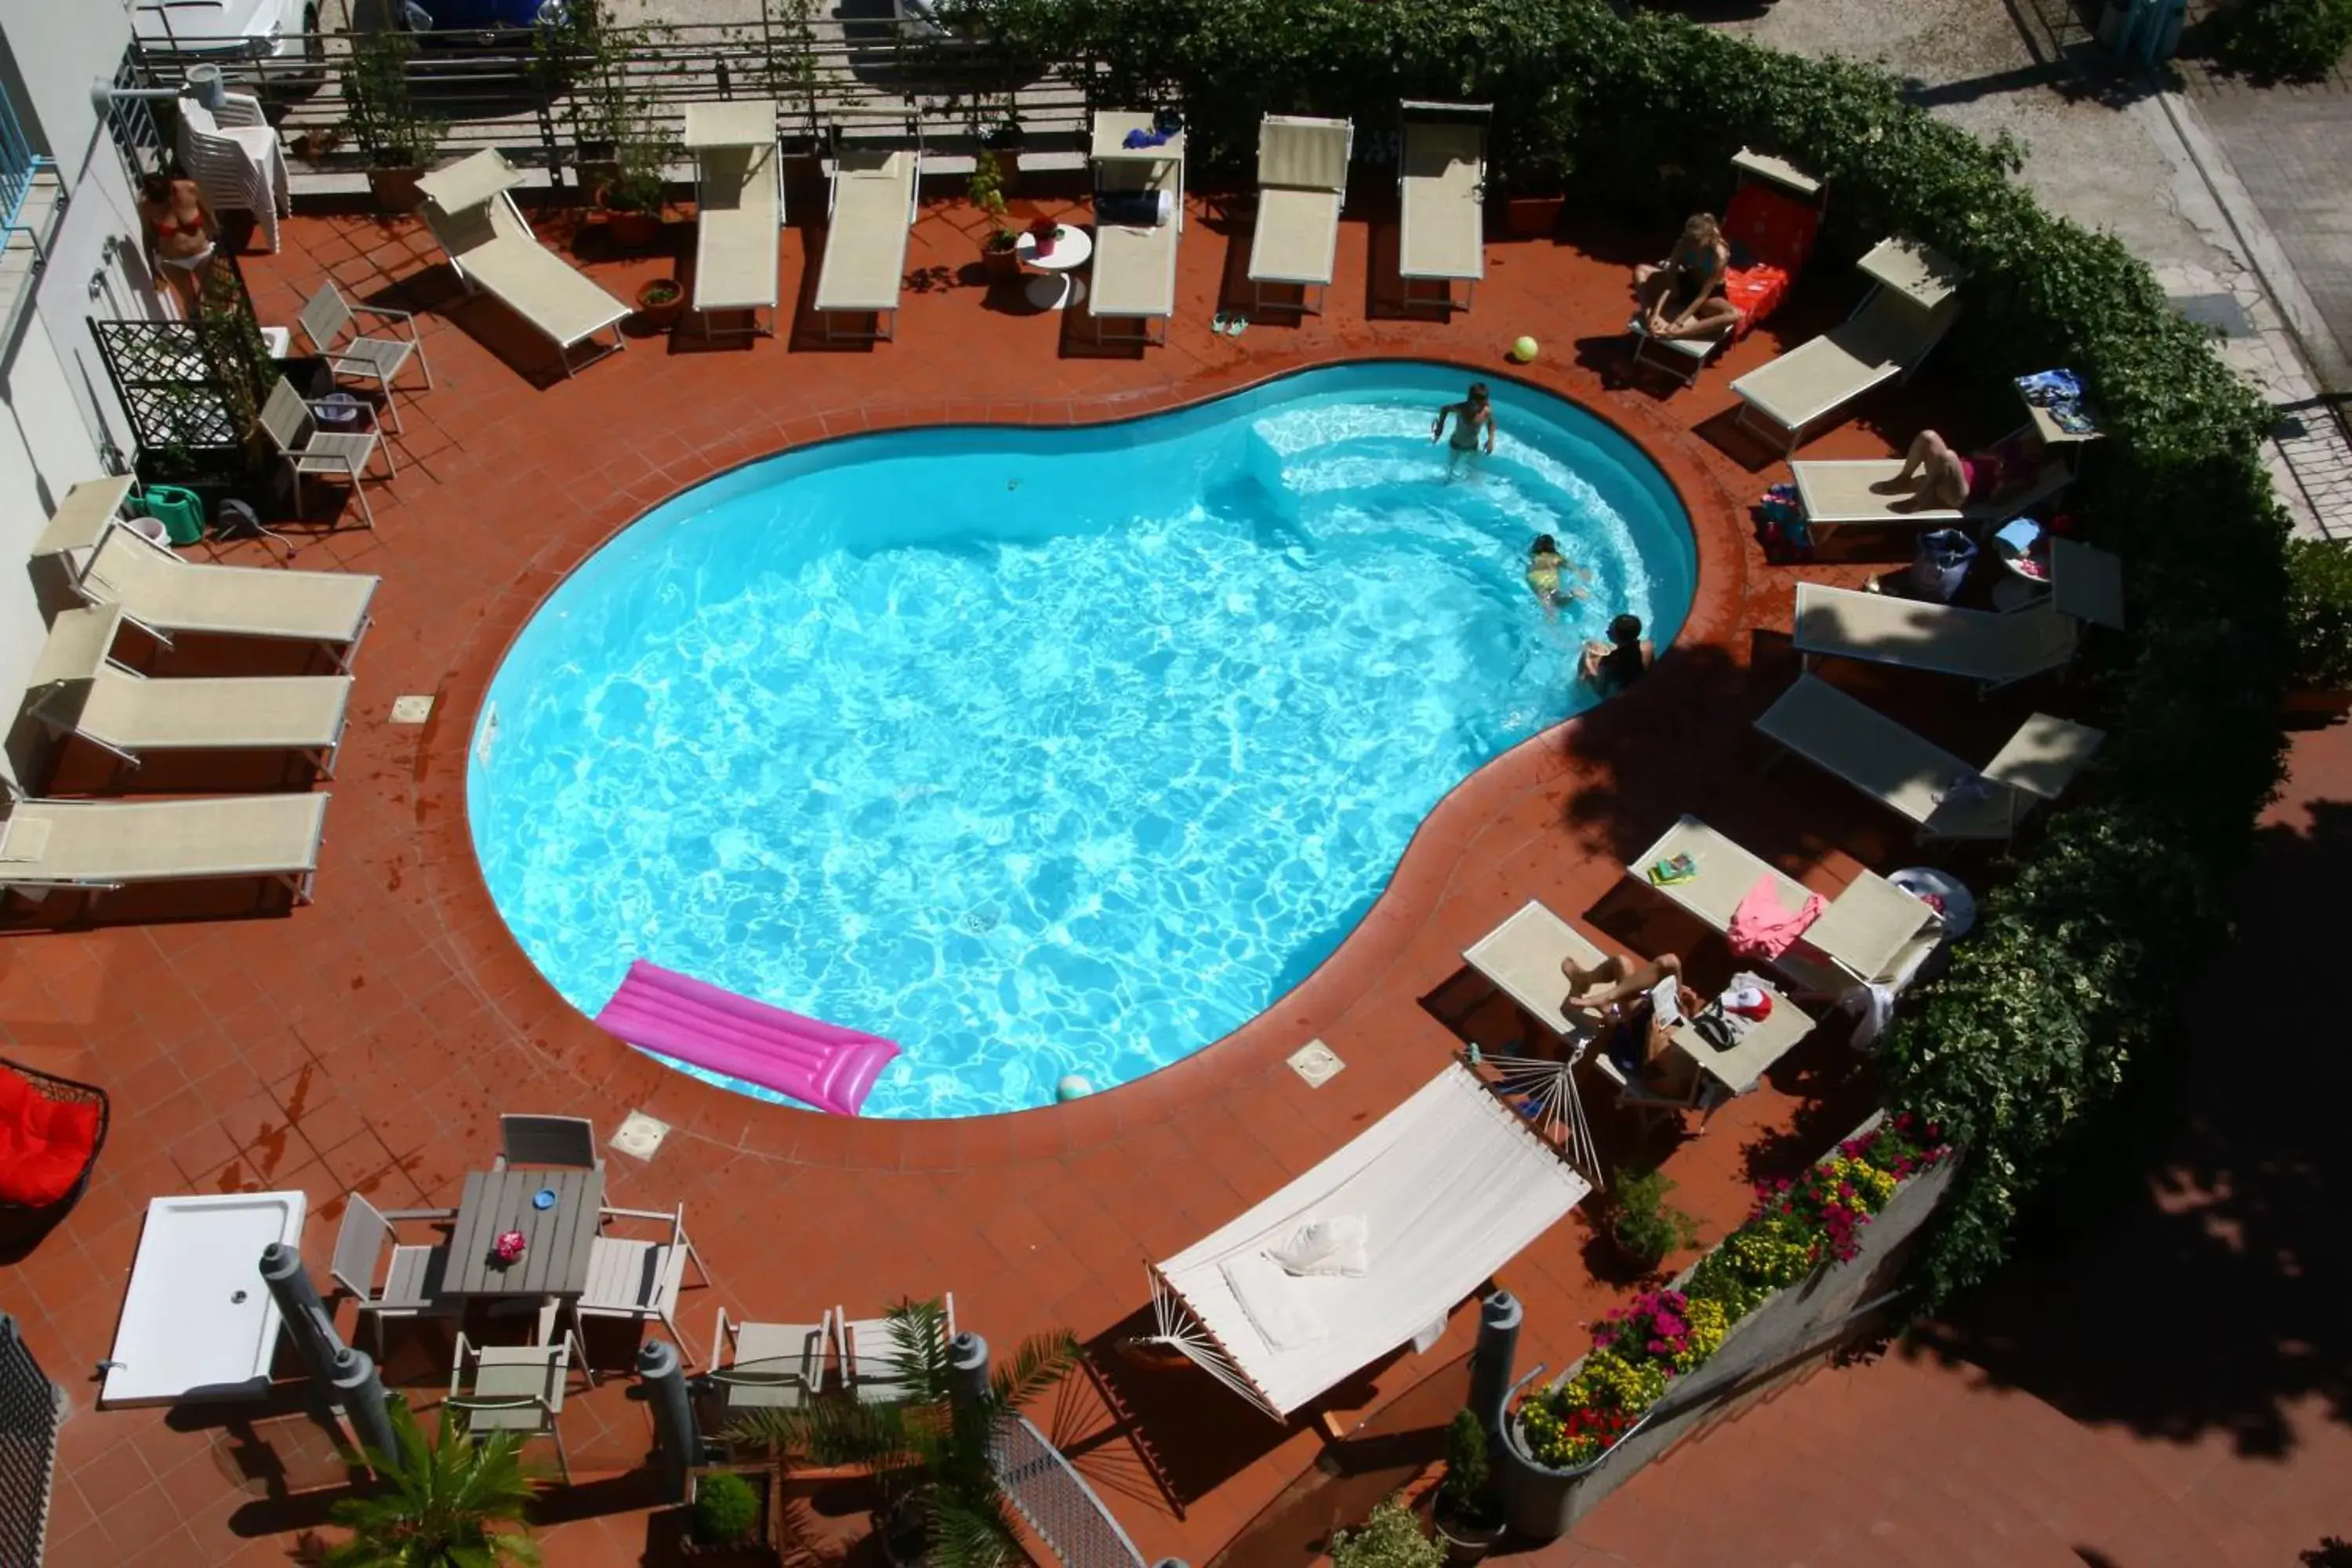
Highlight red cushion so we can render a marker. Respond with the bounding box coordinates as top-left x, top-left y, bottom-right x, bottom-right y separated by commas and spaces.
1723, 263, 1790, 341
1722, 183, 1820, 277
0, 1066, 101, 1207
